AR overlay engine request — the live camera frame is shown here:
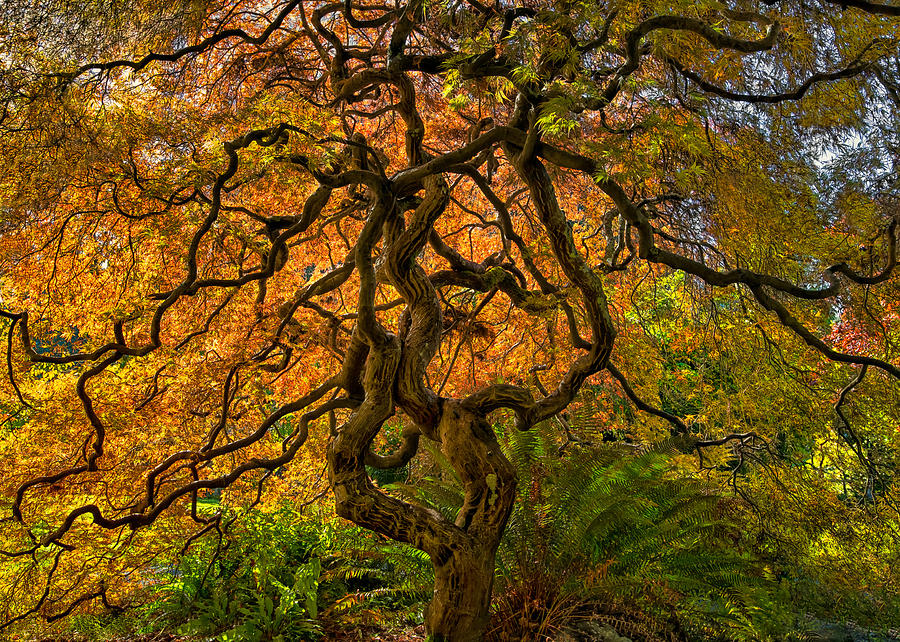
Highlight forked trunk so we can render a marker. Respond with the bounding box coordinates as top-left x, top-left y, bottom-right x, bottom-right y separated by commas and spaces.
329, 397, 516, 642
